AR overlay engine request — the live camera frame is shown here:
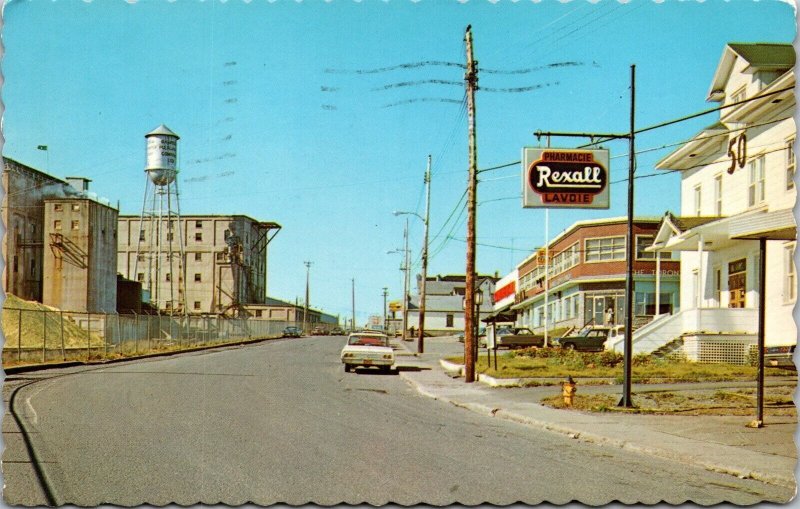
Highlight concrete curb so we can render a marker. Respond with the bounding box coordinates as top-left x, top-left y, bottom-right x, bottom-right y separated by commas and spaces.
400, 364, 797, 490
